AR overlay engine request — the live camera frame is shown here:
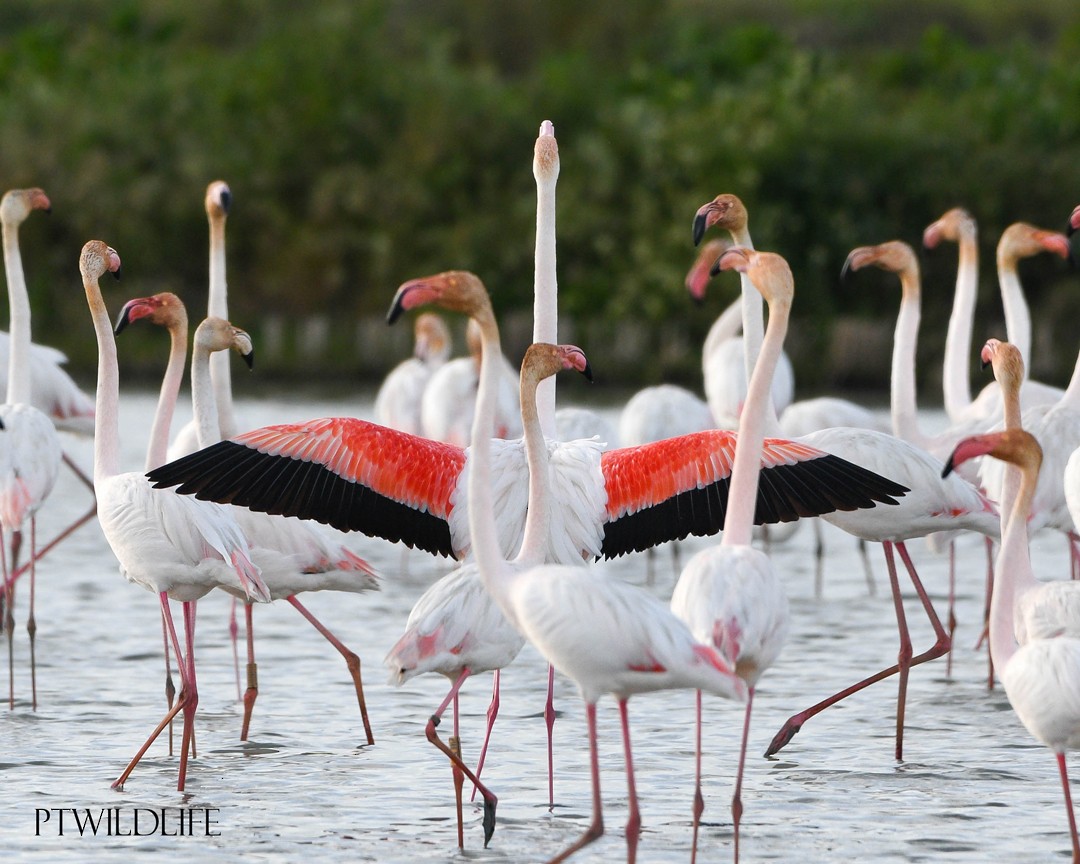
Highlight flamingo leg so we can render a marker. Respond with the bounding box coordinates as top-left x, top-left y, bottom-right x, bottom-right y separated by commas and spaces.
549, 700, 604, 863
545, 662, 557, 809
160, 610, 175, 756
229, 596, 241, 701
175, 600, 199, 791
945, 540, 956, 679
765, 539, 949, 758
2, 530, 13, 709
618, 698, 641, 864
883, 541, 915, 763
27, 519, 37, 711
813, 520, 824, 600
690, 689, 703, 864
858, 538, 877, 596
1055, 751, 1080, 864
286, 595, 374, 745
240, 601, 258, 741
425, 667, 497, 847
469, 668, 500, 803
732, 687, 755, 864
112, 594, 190, 791
980, 537, 996, 689
452, 689, 464, 849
